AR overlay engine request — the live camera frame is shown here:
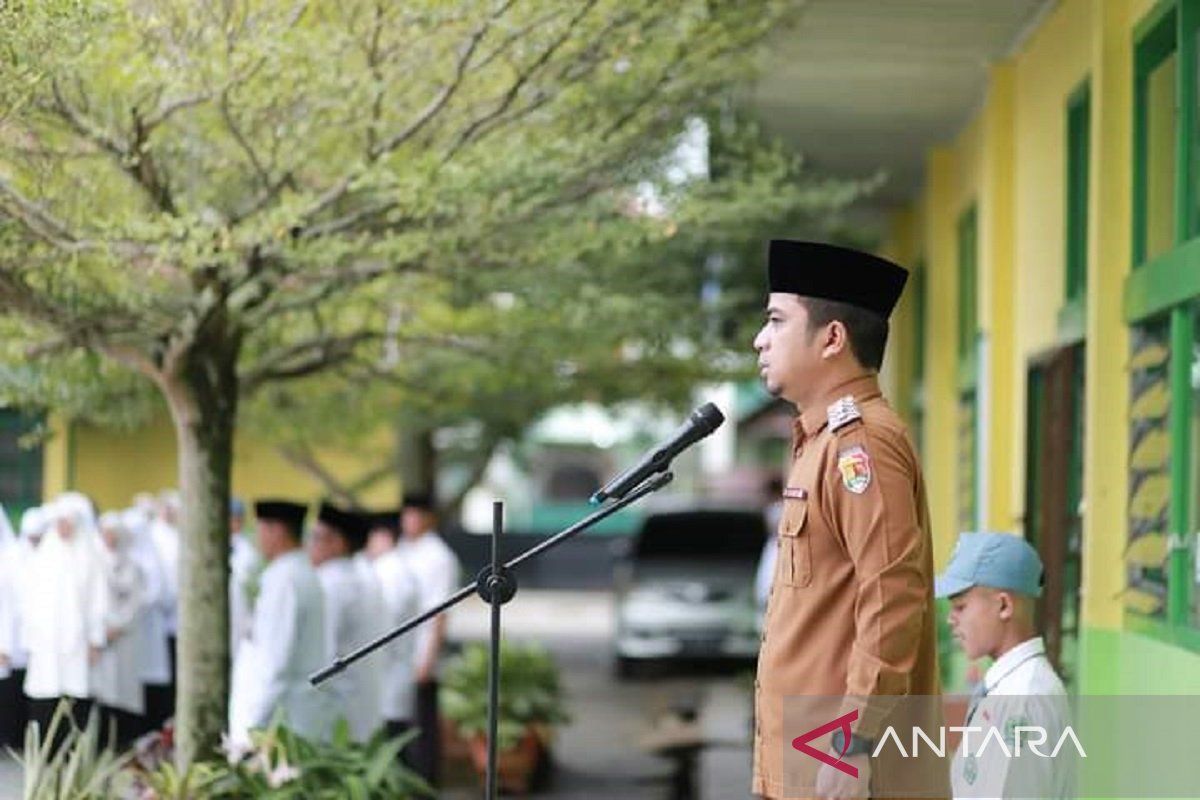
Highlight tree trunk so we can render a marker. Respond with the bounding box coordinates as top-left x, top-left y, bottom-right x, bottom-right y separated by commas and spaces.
397, 422, 437, 501
160, 325, 241, 769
